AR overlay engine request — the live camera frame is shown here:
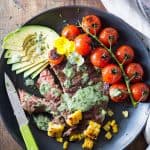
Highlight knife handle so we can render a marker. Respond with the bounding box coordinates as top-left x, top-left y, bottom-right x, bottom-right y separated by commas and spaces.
20, 124, 39, 150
